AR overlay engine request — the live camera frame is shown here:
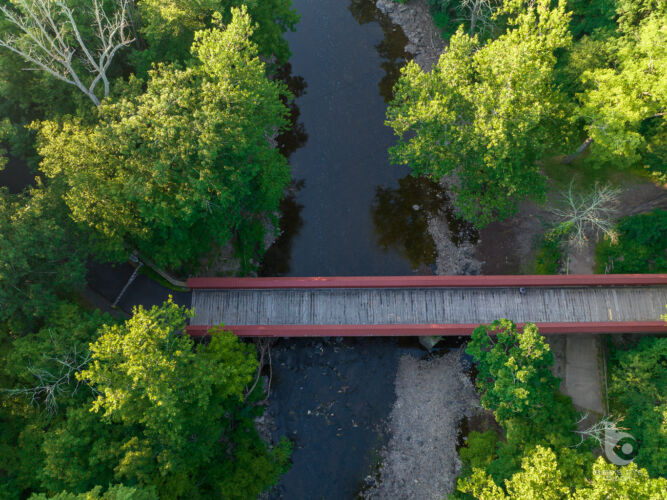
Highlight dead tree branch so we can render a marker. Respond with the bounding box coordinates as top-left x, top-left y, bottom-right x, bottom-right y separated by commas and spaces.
245, 338, 275, 406
0, 0, 134, 105
549, 181, 620, 247
1, 334, 93, 414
